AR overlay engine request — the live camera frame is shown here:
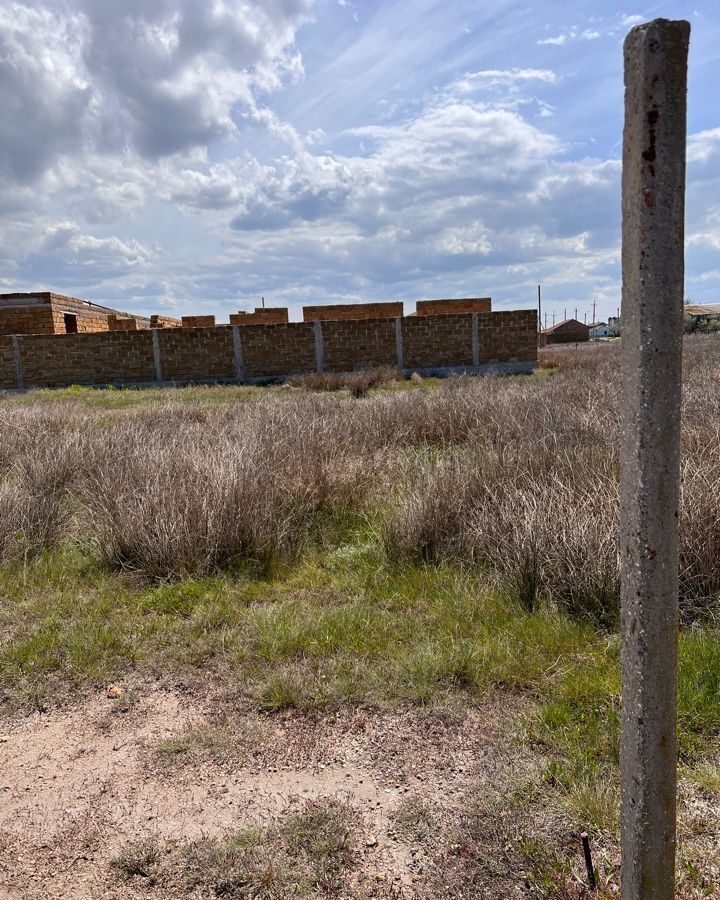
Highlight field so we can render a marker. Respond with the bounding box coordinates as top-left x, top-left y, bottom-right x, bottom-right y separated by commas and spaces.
0, 338, 719, 899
